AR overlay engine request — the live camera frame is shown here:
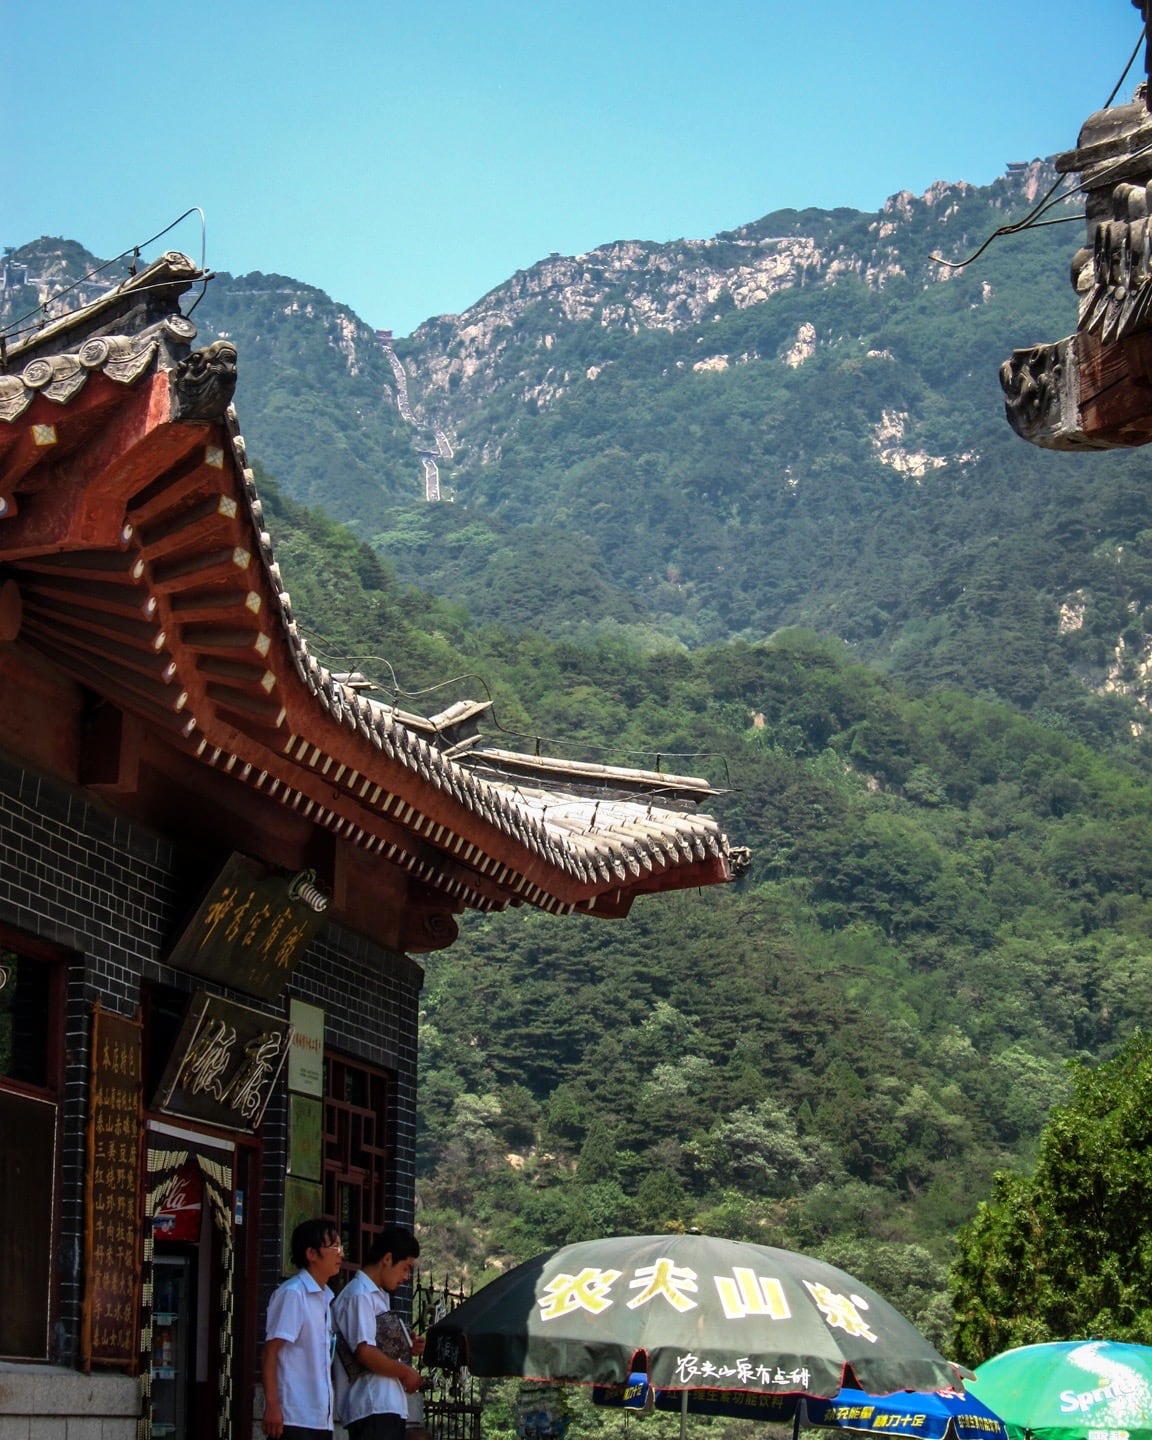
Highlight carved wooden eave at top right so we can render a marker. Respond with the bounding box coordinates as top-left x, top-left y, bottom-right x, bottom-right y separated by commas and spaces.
1000, 76, 1152, 450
